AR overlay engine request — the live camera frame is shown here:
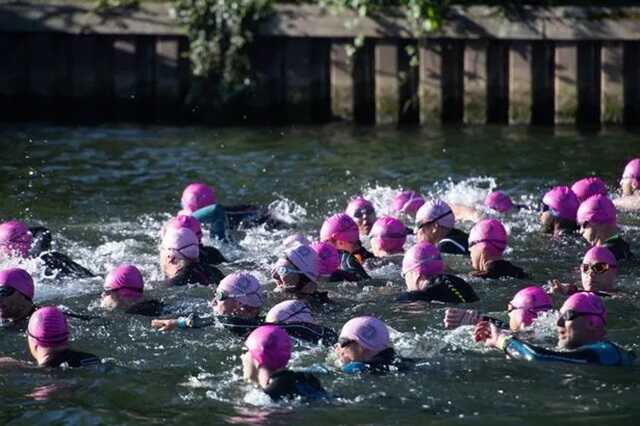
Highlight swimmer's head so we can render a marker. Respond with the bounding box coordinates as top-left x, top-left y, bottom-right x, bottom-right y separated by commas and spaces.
577, 195, 617, 244
369, 216, 407, 256
243, 325, 292, 382
27, 307, 69, 357
180, 182, 216, 213
391, 191, 425, 217
102, 265, 144, 309
266, 300, 313, 324
581, 246, 617, 293
401, 242, 444, 291
161, 227, 199, 261
484, 191, 513, 214
0, 268, 35, 321
620, 158, 640, 195
336, 316, 390, 364
345, 198, 376, 236
281, 233, 310, 251
415, 200, 455, 244
320, 213, 360, 252
540, 186, 579, 235
163, 215, 203, 243
469, 219, 508, 266
0, 220, 32, 258
310, 241, 339, 278
557, 292, 607, 349
214, 272, 264, 317
272, 245, 319, 295
507, 286, 552, 331
571, 177, 608, 203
